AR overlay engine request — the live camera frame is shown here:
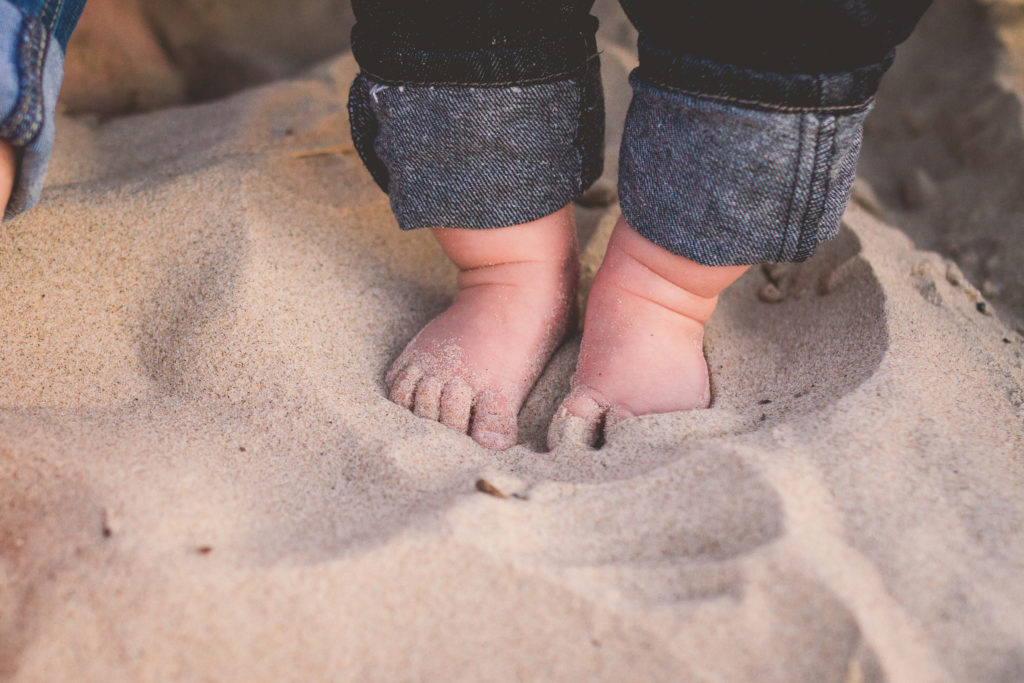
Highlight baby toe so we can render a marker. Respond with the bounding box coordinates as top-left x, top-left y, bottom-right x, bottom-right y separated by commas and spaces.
388, 364, 423, 410
547, 389, 607, 450
470, 392, 518, 451
438, 378, 474, 434
384, 356, 408, 388
413, 375, 444, 421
